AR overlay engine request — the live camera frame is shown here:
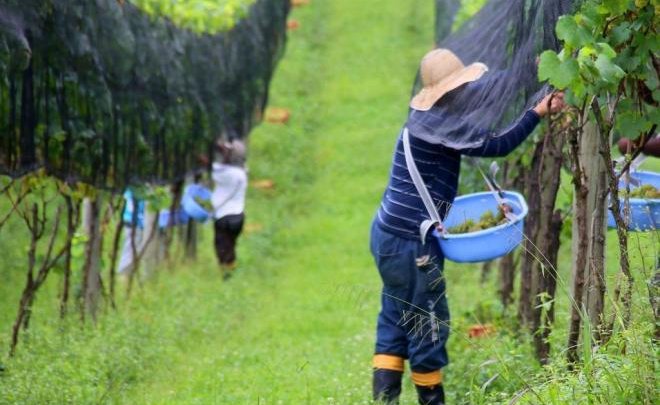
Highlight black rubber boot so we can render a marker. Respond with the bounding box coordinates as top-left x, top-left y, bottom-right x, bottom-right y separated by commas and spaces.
373, 369, 403, 404
415, 384, 445, 405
